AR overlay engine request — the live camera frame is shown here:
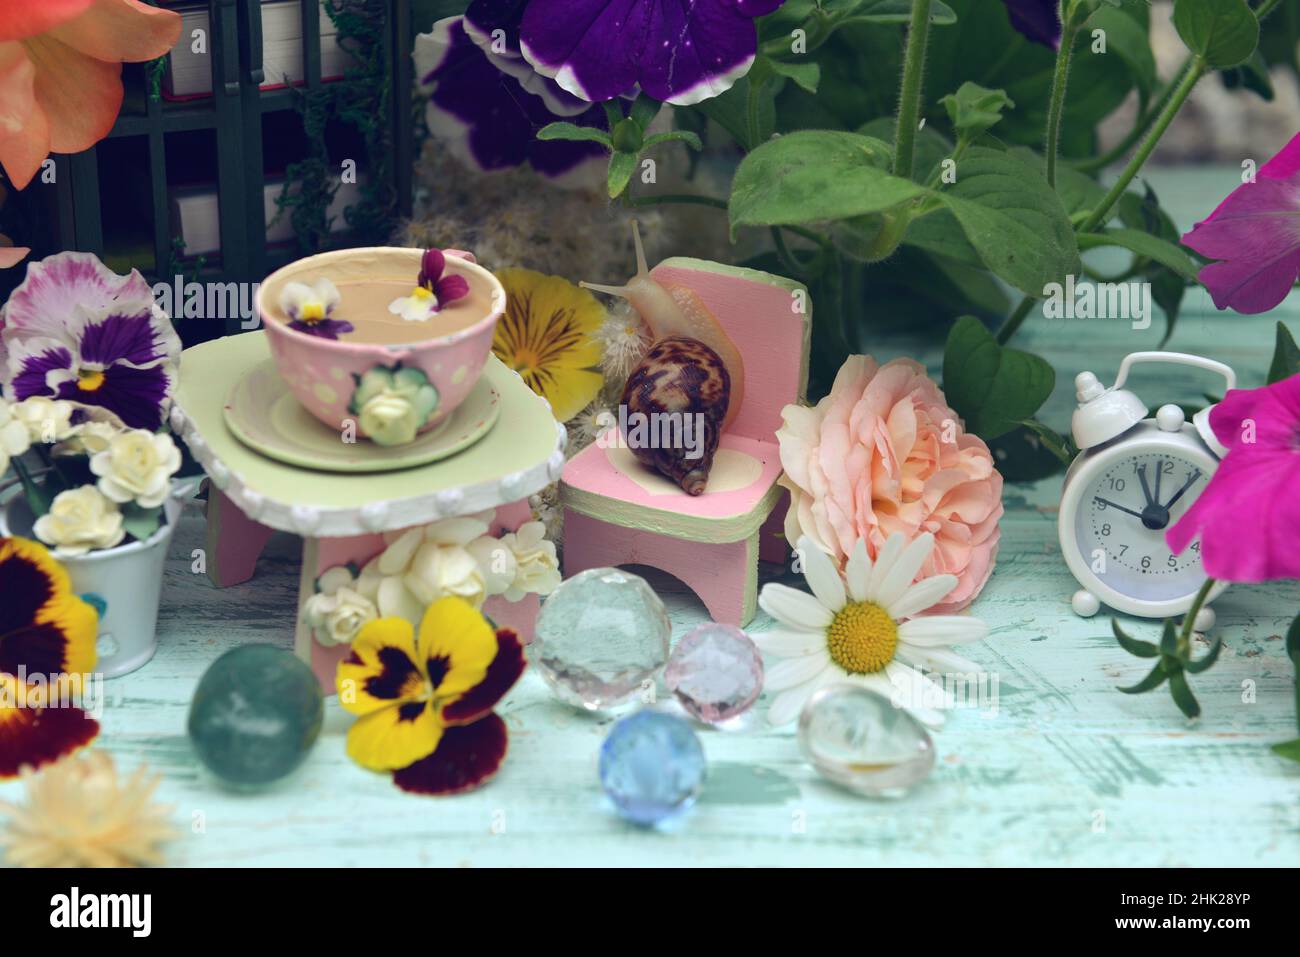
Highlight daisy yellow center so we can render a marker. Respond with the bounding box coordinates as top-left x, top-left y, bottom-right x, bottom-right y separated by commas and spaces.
411, 286, 434, 301
300, 302, 325, 323
76, 369, 105, 392
826, 601, 898, 674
